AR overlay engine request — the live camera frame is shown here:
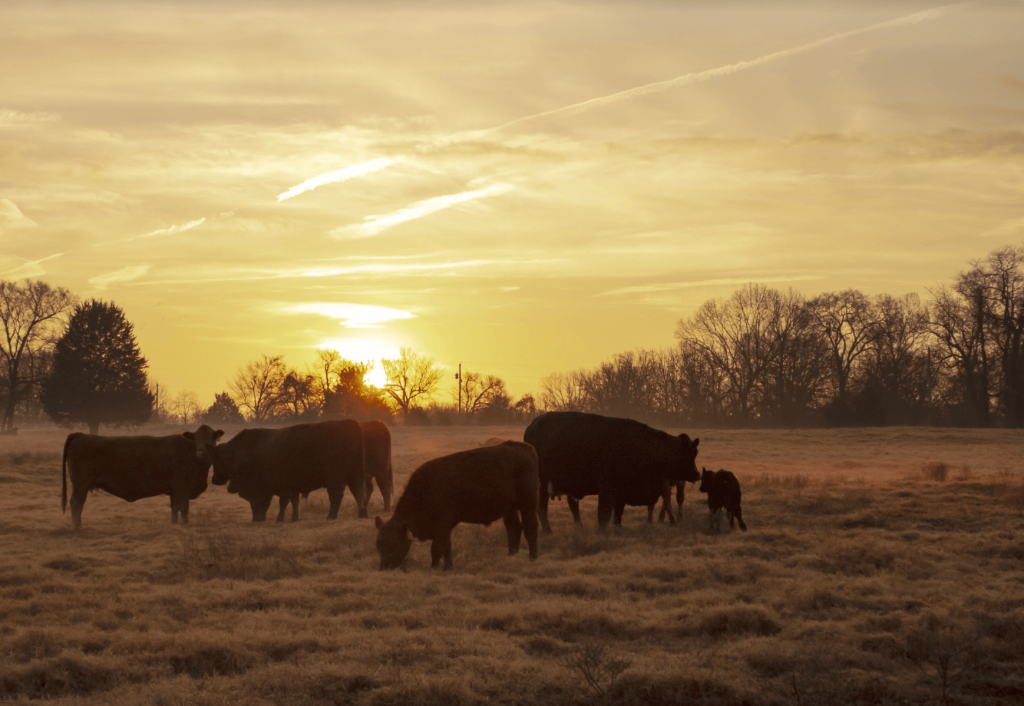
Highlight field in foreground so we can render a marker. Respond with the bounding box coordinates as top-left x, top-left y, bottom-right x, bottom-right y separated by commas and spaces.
1, 425, 1023, 705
